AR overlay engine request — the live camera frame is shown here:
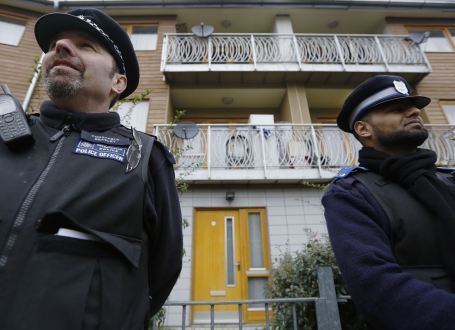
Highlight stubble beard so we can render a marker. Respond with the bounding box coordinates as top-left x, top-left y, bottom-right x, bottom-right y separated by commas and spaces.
375, 125, 429, 148
43, 55, 84, 98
